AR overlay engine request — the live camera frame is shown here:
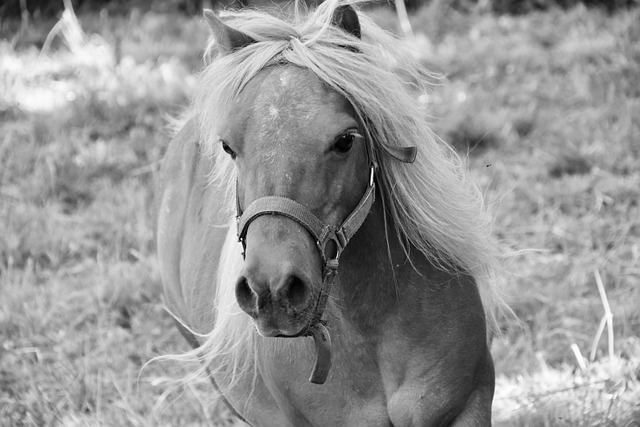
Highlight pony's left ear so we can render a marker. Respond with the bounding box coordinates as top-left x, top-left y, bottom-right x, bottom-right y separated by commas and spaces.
331, 5, 361, 39
203, 9, 255, 54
